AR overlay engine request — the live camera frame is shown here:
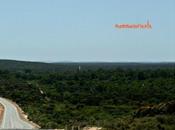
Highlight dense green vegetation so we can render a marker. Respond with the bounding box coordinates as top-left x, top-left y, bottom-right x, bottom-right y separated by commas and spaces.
0, 61, 175, 129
